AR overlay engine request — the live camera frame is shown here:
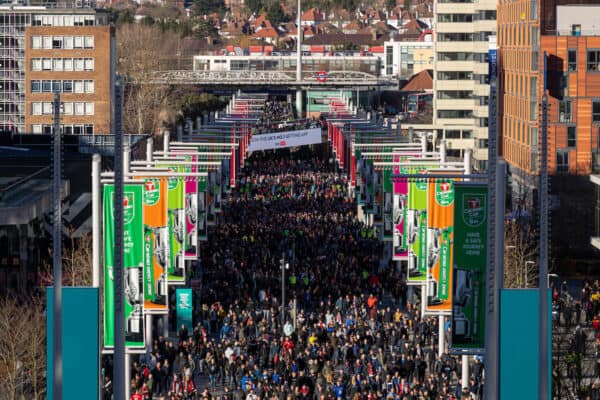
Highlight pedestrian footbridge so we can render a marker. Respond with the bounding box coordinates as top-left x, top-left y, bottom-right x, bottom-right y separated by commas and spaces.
146, 70, 397, 88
